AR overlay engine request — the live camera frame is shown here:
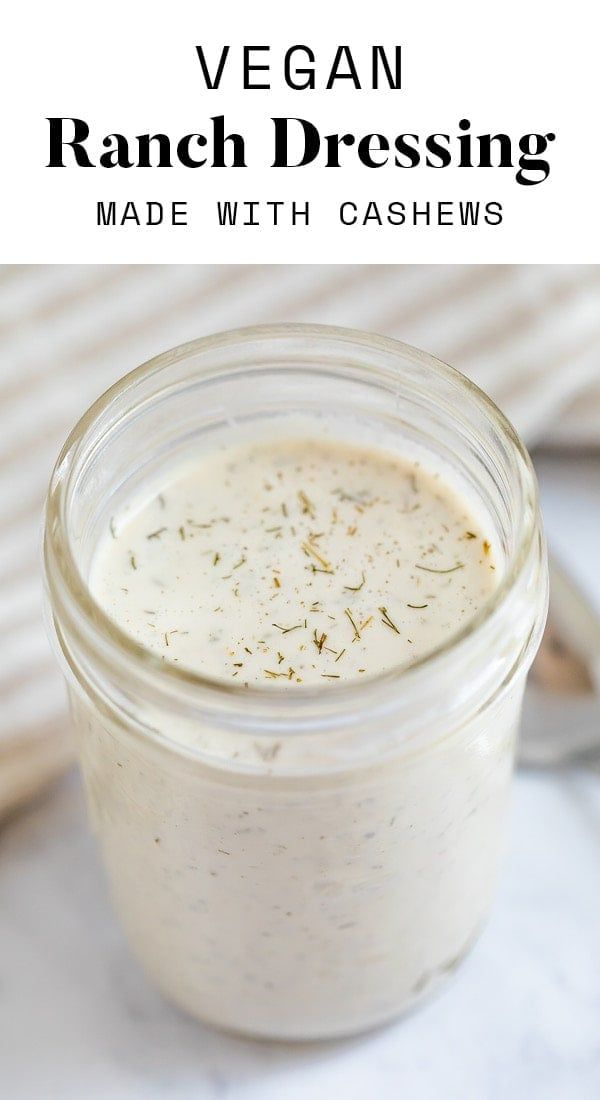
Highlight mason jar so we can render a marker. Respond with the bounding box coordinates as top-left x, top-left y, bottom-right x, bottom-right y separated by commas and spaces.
43, 324, 548, 1040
